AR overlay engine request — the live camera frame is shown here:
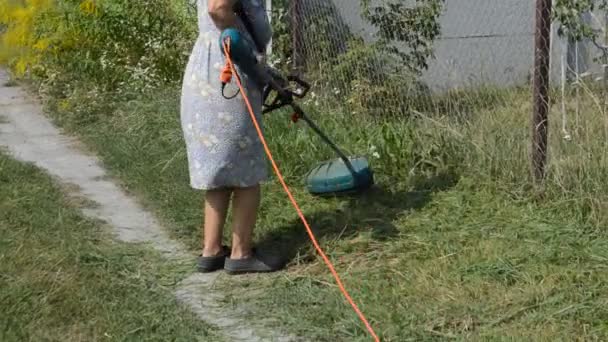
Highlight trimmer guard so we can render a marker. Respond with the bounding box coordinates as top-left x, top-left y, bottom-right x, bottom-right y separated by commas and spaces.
305, 157, 374, 195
